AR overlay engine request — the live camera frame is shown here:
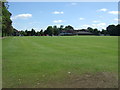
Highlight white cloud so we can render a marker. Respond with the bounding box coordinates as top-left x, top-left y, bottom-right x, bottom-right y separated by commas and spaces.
82, 24, 90, 28
94, 23, 106, 26
92, 23, 106, 29
114, 18, 120, 21
11, 13, 32, 20
52, 11, 64, 14
93, 20, 100, 23
71, 2, 77, 5
108, 11, 120, 15
81, 23, 107, 30
79, 18, 85, 20
98, 8, 108, 12
53, 20, 64, 23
